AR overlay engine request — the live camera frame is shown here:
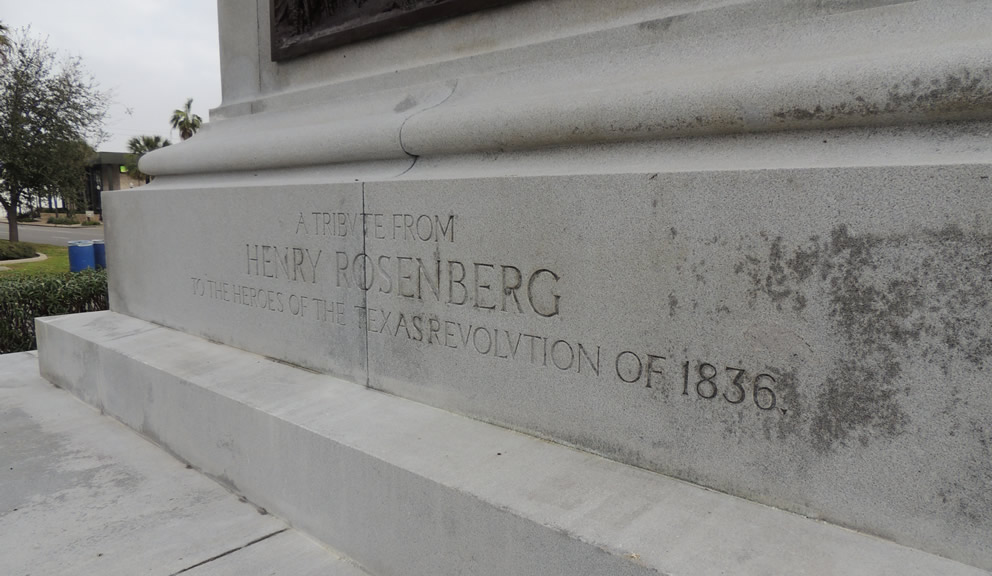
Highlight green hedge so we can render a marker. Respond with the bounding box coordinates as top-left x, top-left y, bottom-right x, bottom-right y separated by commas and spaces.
0, 269, 109, 354
0, 240, 37, 261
